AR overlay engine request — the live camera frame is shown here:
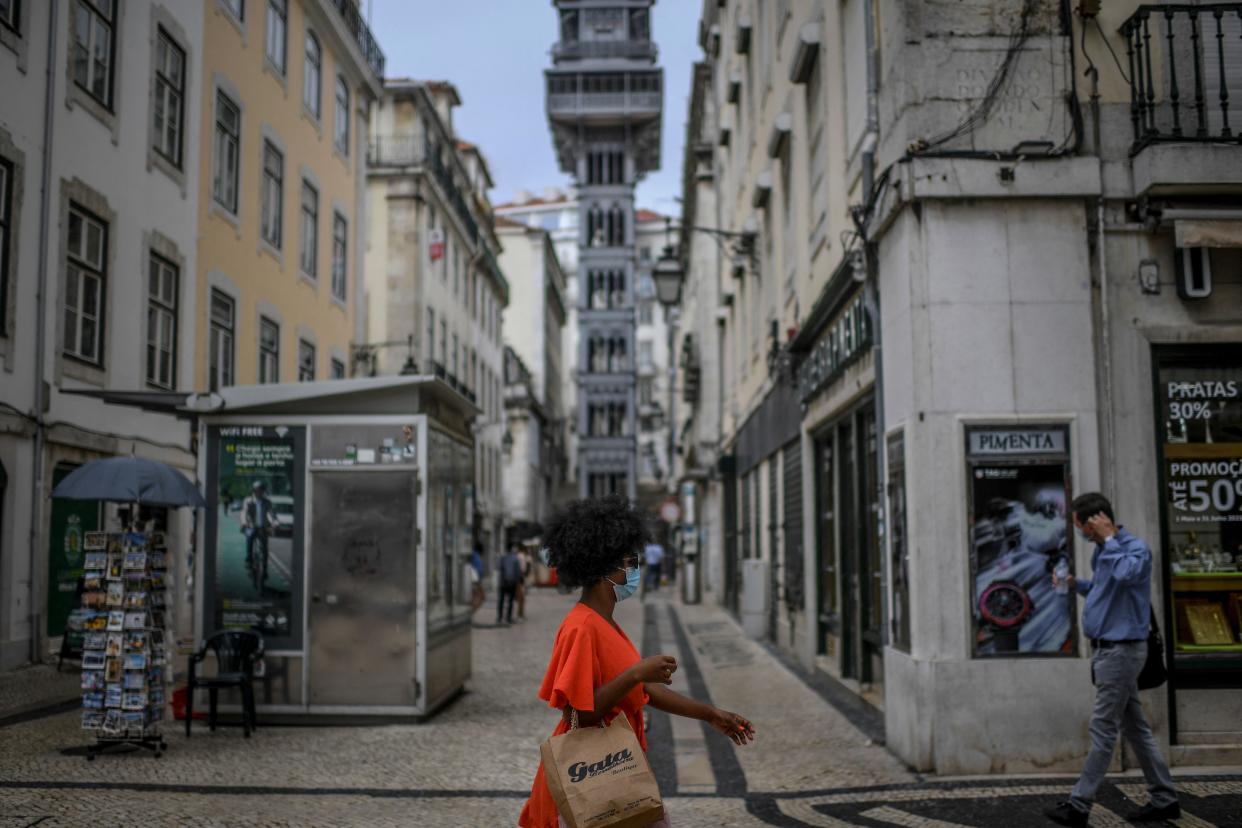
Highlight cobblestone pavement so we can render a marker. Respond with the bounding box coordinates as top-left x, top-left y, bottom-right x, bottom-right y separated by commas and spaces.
0, 661, 80, 722
1, 588, 1239, 827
